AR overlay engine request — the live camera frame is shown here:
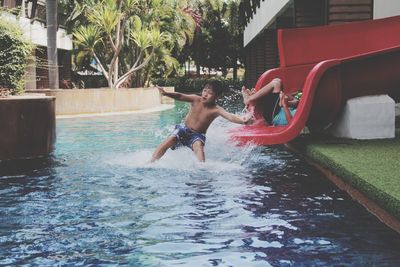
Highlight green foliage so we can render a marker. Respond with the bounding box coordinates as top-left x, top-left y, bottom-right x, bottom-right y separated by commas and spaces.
65, 0, 198, 88
87, 0, 121, 34
73, 24, 101, 52
152, 77, 244, 93
0, 18, 34, 94
63, 0, 243, 86
183, 0, 243, 77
